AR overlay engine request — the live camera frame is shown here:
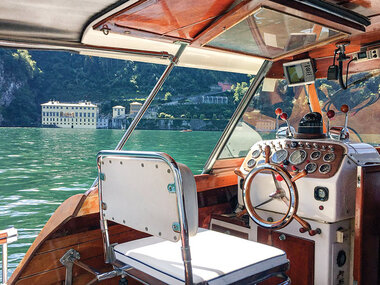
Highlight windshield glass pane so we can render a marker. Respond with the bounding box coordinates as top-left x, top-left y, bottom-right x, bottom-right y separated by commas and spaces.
218, 69, 380, 160
207, 7, 344, 59
316, 70, 380, 145
219, 78, 309, 159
